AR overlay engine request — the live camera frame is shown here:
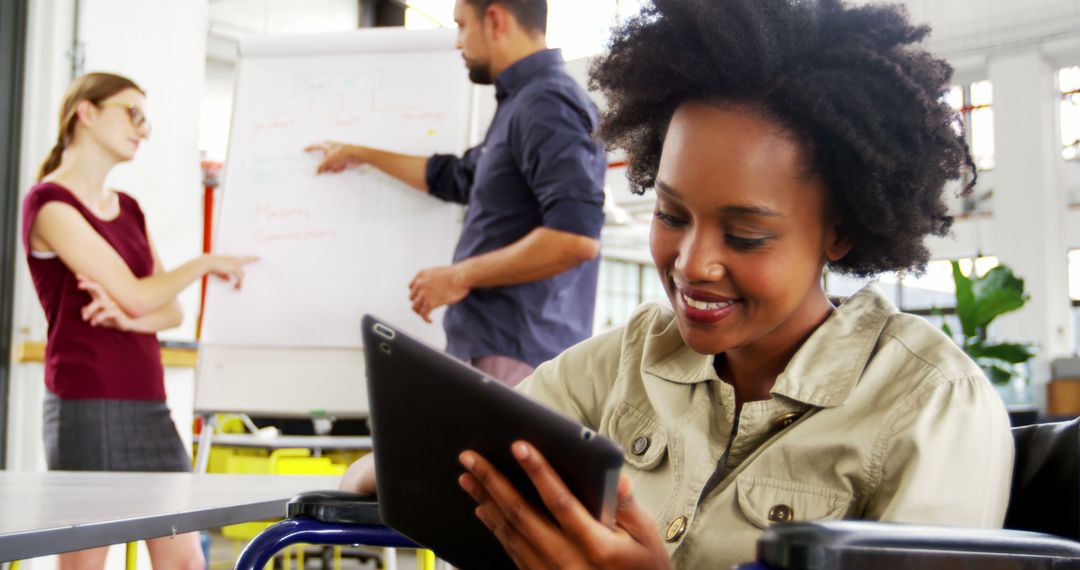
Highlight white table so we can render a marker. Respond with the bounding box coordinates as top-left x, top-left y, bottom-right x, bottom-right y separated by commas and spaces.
0, 471, 338, 562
